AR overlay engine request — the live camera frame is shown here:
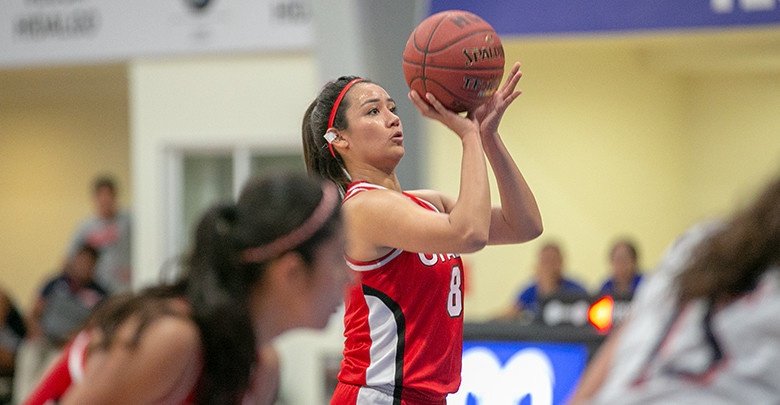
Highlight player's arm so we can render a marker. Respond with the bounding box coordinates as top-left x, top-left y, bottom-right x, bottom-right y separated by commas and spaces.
567, 324, 624, 404
412, 181, 541, 246
475, 62, 542, 245
345, 184, 489, 260
61, 316, 202, 405
482, 137, 542, 244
